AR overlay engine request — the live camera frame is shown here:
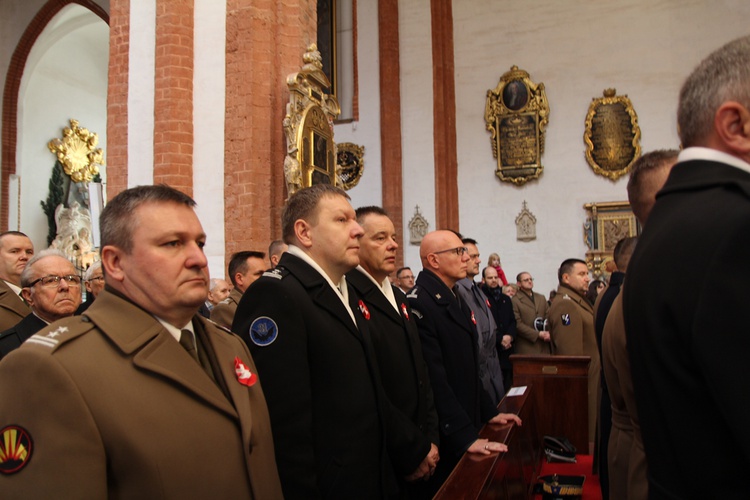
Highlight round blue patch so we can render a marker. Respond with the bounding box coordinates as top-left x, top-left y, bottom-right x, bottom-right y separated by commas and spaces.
249, 317, 278, 347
